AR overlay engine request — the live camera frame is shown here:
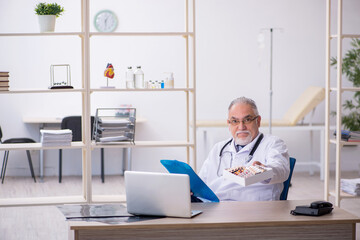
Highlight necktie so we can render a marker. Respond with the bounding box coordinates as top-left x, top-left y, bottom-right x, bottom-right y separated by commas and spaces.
235, 145, 245, 152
